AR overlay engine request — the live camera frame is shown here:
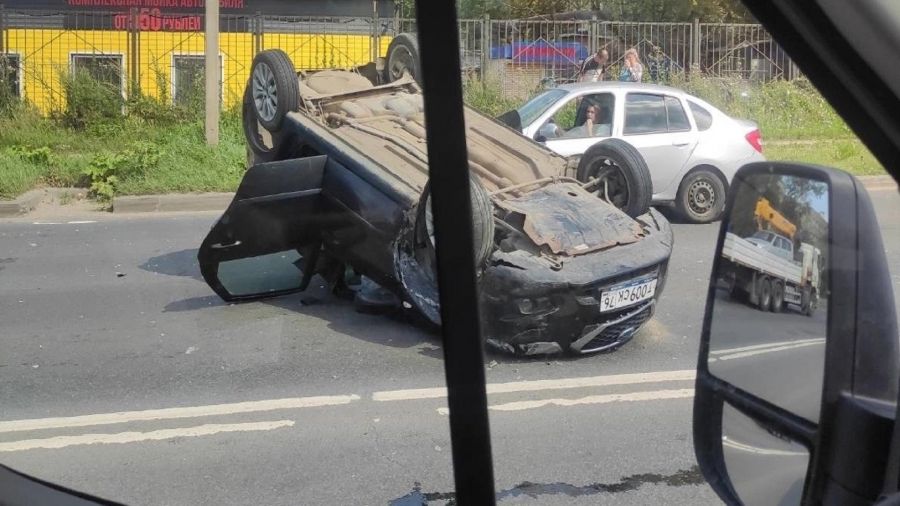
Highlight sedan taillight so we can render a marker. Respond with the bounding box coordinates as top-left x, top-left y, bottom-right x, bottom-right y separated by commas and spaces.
745, 129, 763, 153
